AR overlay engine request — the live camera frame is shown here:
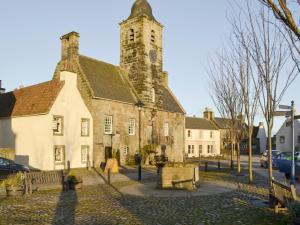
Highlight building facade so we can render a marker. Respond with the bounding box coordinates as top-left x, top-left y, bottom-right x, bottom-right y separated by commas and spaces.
276, 119, 300, 152
52, 0, 185, 166
185, 116, 220, 158
0, 71, 93, 170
